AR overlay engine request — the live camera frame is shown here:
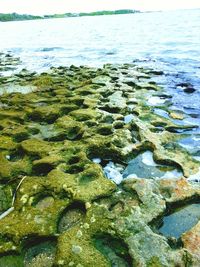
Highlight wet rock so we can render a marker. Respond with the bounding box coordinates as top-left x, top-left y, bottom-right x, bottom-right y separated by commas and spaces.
169, 111, 185, 120
177, 82, 196, 94
145, 70, 164, 75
